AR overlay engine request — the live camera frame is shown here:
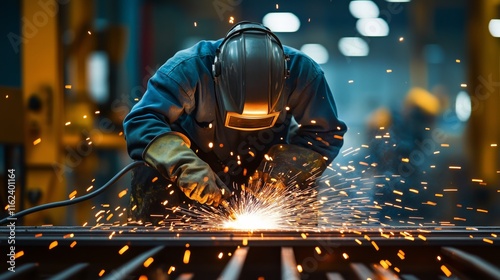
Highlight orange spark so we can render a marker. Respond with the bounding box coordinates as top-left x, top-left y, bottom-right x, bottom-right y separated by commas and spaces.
315, 247, 322, 254
49, 241, 58, 250
118, 190, 128, 198
68, 190, 77, 199
143, 257, 154, 268
483, 238, 494, 244
183, 250, 191, 264
441, 265, 452, 277
119, 245, 129, 255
